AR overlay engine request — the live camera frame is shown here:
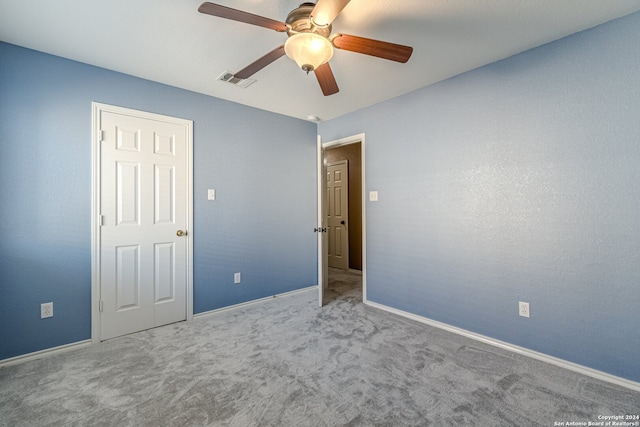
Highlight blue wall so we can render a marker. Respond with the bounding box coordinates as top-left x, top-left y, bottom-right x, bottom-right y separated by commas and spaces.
320, 12, 640, 382
2, 9, 639, 383
0, 42, 318, 360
